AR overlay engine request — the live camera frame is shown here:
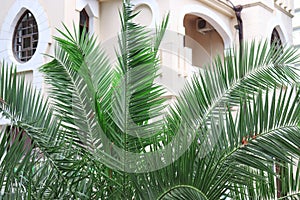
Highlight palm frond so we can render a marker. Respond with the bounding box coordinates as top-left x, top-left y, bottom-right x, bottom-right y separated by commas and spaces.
157, 185, 208, 200
0, 65, 70, 198
131, 40, 300, 199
